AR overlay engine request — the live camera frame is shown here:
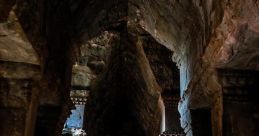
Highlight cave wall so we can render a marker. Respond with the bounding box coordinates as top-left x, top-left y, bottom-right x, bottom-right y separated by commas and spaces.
127, 1, 224, 134
199, 1, 259, 136
127, 0, 259, 136
0, 0, 258, 136
183, 0, 259, 136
